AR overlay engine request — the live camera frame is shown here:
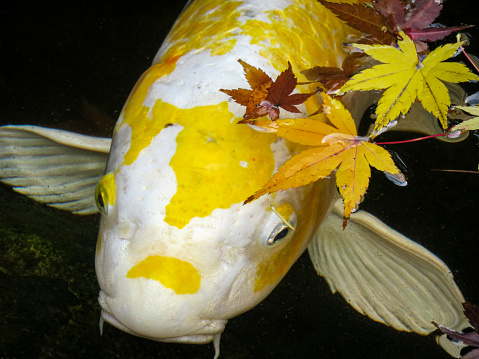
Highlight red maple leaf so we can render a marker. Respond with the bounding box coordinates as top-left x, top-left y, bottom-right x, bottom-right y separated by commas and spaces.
259, 62, 318, 120
319, 0, 473, 51
220, 60, 317, 122
373, 0, 473, 49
